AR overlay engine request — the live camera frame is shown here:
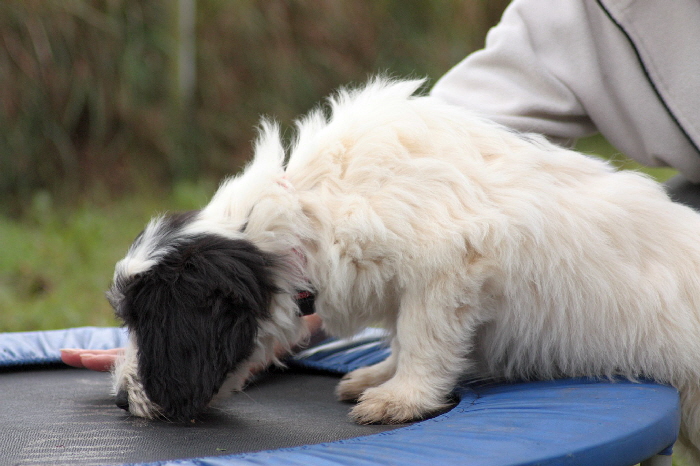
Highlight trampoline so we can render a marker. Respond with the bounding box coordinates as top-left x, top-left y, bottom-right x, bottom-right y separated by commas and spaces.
0, 327, 680, 466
